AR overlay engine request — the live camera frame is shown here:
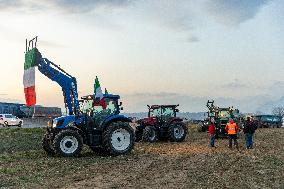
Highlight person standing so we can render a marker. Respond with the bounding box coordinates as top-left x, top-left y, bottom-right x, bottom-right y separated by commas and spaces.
243, 116, 257, 149
208, 121, 216, 147
225, 118, 239, 149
